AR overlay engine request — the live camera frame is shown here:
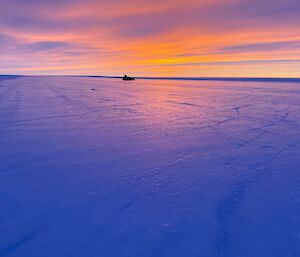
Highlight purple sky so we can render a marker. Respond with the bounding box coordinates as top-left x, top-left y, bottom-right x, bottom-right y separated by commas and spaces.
1, 0, 300, 77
